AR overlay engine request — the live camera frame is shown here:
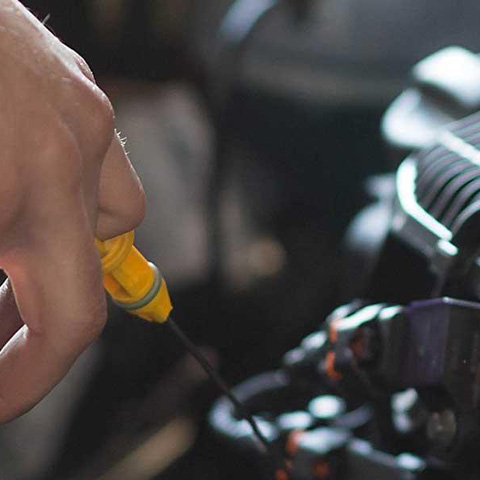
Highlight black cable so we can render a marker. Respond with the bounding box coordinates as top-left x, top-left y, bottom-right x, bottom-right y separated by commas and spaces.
166, 316, 287, 475
207, 0, 313, 288
207, 0, 281, 288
